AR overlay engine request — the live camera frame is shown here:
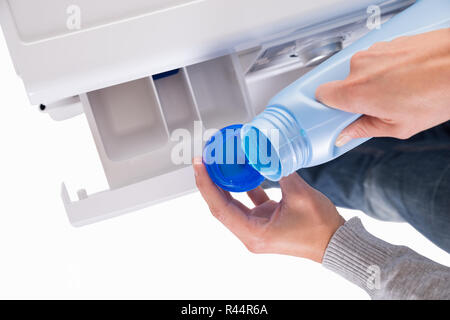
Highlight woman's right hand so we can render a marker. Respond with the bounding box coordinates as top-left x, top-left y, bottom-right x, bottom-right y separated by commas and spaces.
316, 28, 450, 147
